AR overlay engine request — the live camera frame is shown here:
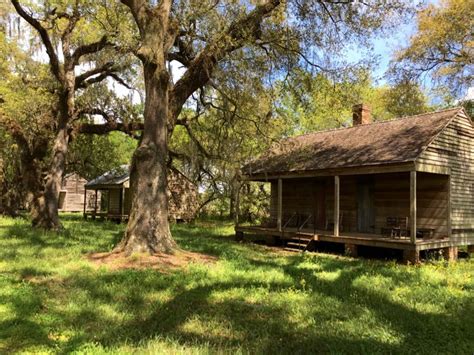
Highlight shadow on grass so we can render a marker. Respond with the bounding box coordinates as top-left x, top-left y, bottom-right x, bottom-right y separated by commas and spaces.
0, 215, 124, 261
0, 215, 473, 353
